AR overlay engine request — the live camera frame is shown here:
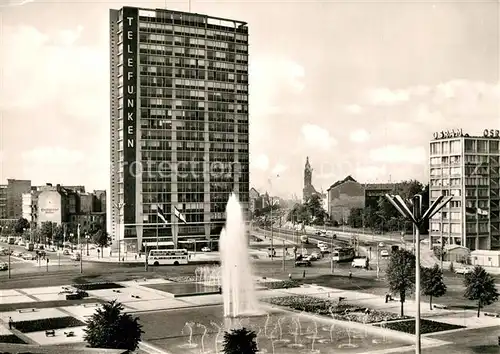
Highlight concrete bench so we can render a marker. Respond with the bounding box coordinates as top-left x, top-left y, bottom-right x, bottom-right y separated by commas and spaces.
433, 304, 448, 309
484, 312, 499, 317
338, 297, 346, 302
82, 303, 98, 308
18, 308, 36, 313
45, 330, 55, 337
131, 295, 141, 299
64, 331, 75, 337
